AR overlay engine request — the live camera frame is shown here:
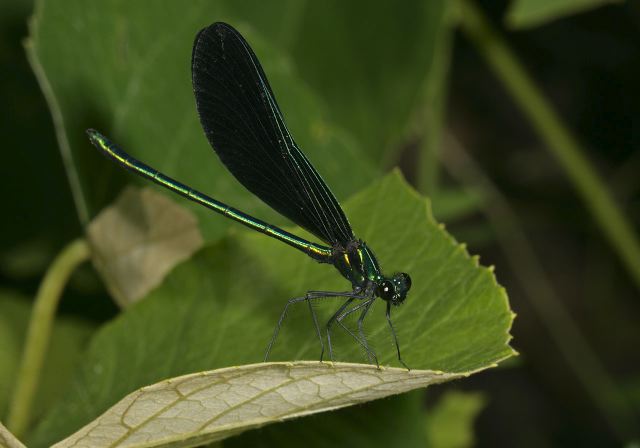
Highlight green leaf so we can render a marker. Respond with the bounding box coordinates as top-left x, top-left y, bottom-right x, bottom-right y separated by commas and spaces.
506, 0, 622, 29
29, 172, 514, 447
430, 188, 484, 222
228, 391, 428, 448
222, 1, 449, 165
52, 363, 463, 448
0, 239, 56, 281
285, 1, 448, 164
28, 0, 375, 236
425, 391, 487, 448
